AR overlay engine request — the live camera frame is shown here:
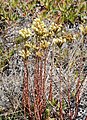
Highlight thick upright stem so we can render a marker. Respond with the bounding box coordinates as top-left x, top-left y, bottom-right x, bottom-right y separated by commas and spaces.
22, 59, 32, 119
67, 77, 72, 120
73, 78, 80, 119
34, 57, 42, 120
59, 65, 63, 120
48, 59, 53, 102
